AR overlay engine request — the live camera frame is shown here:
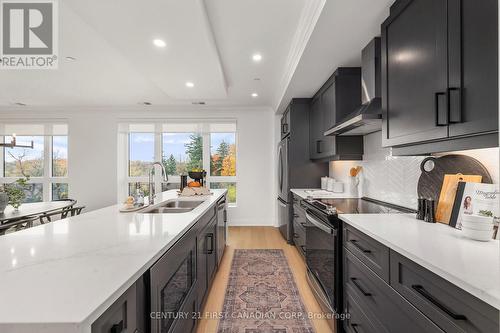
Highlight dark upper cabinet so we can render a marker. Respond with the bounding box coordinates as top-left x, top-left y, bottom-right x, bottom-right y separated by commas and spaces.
309, 68, 363, 160
448, 0, 498, 138
382, 0, 498, 152
309, 96, 327, 159
322, 81, 336, 131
